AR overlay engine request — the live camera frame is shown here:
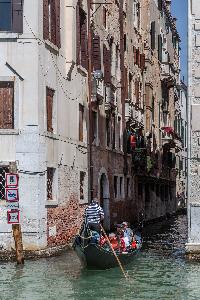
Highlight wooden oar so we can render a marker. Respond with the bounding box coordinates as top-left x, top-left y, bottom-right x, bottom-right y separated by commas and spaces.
100, 224, 128, 279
